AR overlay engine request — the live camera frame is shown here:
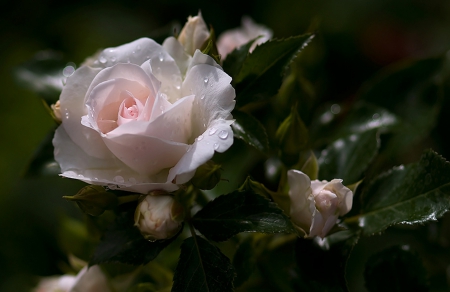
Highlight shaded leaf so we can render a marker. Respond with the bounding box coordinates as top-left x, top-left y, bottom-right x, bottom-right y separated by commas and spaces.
222, 37, 260, 79
233, 236, 257, 287
172, 236, 235, 292
345, 150, 450, 235
364, 246, 428, 292
294, 231, 359, 291
318, 128, 380, 184
234, 34, 315, 108
14, 50, 73, 103
232, 110, 270, 154
192, 189, 295, 242
89, 211, 180, 266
